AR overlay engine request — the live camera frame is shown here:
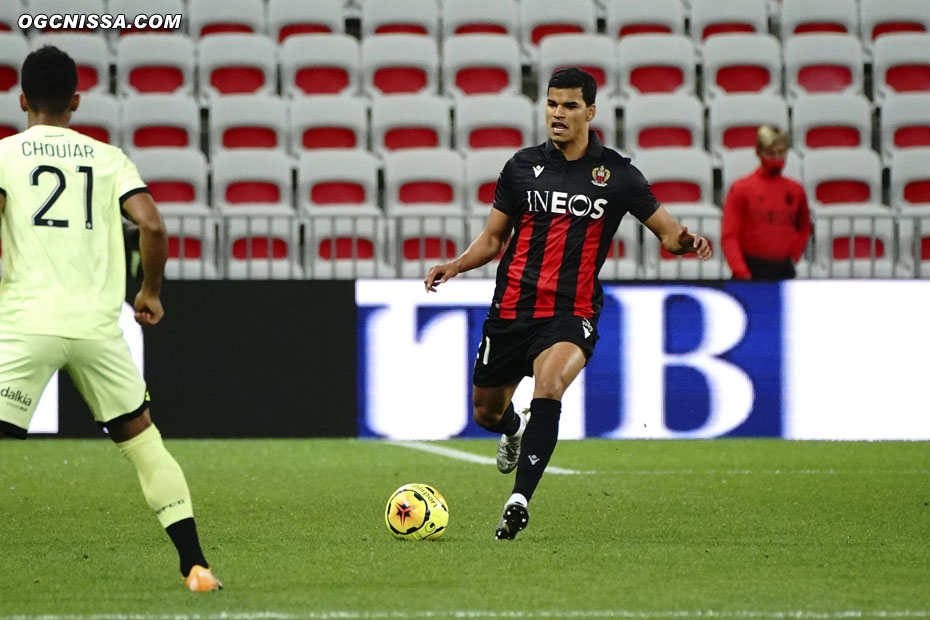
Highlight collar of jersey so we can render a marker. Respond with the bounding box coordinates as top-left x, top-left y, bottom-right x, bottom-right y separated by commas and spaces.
544, 130, 604, 162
